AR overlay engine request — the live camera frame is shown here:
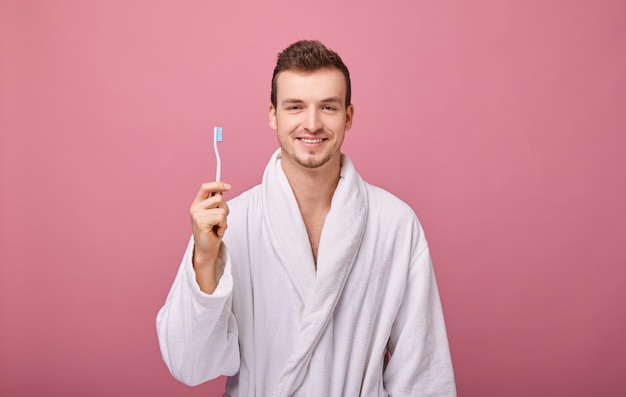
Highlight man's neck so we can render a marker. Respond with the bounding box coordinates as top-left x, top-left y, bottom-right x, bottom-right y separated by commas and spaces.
281, 156, 341, 211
